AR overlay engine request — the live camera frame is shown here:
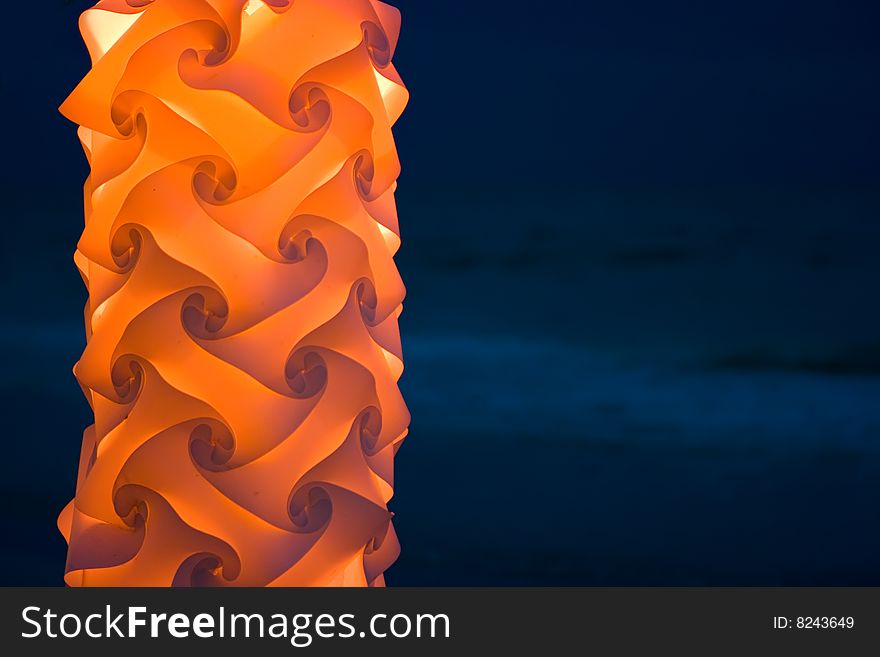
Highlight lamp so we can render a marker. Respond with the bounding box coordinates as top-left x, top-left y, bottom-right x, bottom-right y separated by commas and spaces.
57, 0, 409, 587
